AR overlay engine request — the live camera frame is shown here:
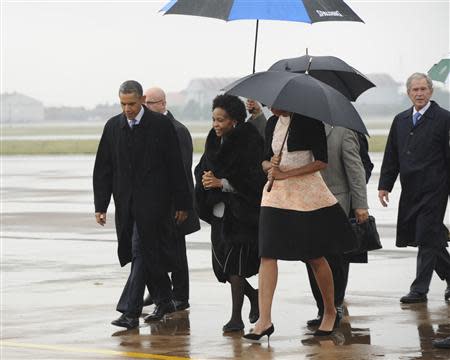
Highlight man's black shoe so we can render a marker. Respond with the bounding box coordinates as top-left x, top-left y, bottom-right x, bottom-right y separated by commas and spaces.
445, 286, 450, 301
174, 300, 190, 311
143, 294, 154, 307
433, 336, 450, 349
306, 315, 322, 327
111, 314, 139, 329
144, 301, 176, 322
400, 291, 427, 303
